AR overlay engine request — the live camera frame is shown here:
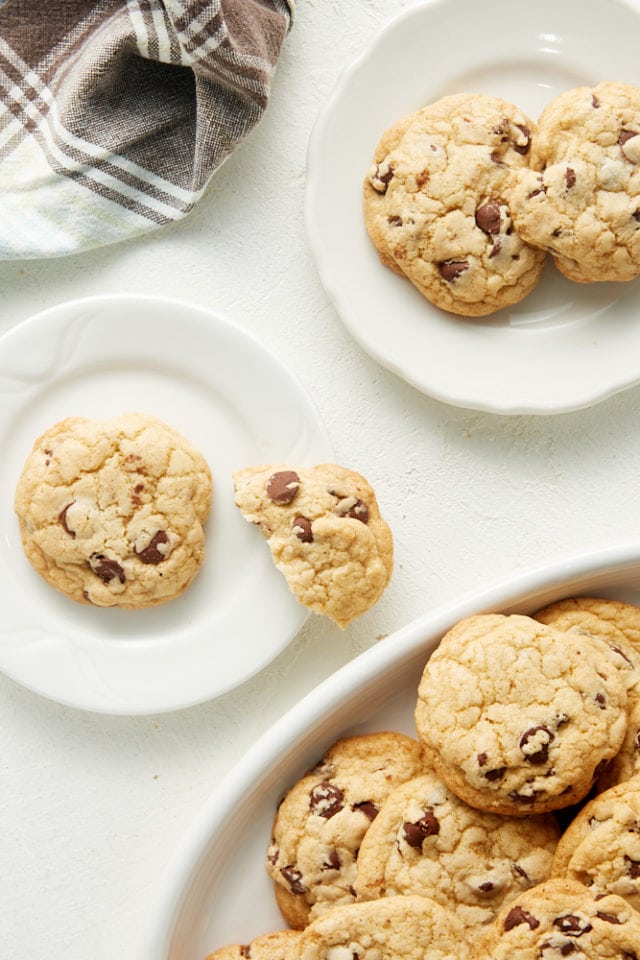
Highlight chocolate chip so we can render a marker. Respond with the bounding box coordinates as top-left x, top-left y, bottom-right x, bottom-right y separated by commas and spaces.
475, 201, 502, 235
89, 554, 125, 584
592, 93, 600, 108
370, 162, 395, 193
438, 260, 469, 282
565, 167, 576, 188
512, 123, 531, 154
58, 503, 76, 538
610, 643, 632, 665
484, 766, 506, 782
504, 906, 539, 931
477, 752, 488, 767
136, 530, 169, 564
387, 215, 403, 226
489, 240, 502, 258
595, 693, 606, 708
541, 941, 577, 956
280, 865, 305, 895
266, 471, 300, 504
292, 515, 313, 543
513, 863, 529, 881
240, 946, 251, 959
508, 789, 541, 804
490, 150, 506, 165
554, 915, 592, 935
519, 725, 554, 765
596, 910, 621, 924
322, 848, 341, 870
334, 497, 369, 523
402, 810, 440, 847
478, 881, 494, 893
625, 854, 640, 878
619, 129, 639, 161
633, 209, 640, 224
309, 782, 344, 819
353, 801, 378, 821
